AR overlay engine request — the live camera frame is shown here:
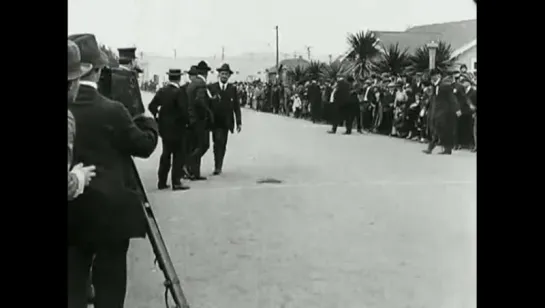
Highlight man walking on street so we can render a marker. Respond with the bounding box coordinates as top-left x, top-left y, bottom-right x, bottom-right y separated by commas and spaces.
208, 63, 242, 175
148, 69, 190, 191
187, 61, 214, 180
